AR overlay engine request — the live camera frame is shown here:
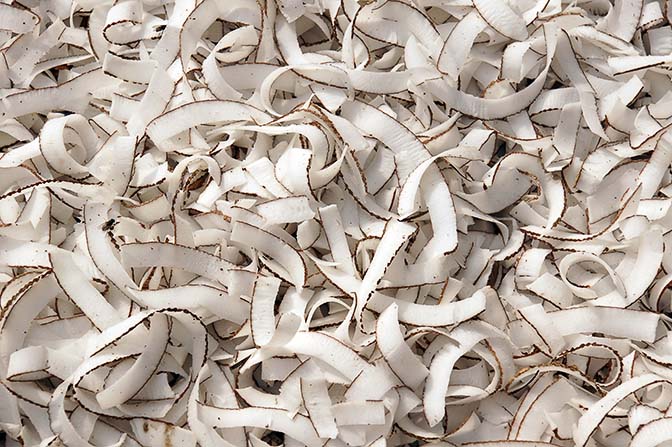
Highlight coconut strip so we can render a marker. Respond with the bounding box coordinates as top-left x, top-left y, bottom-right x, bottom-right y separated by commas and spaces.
130, 285, 248, 324
257, 196, 315, 225
367, 288, 488, 327
120, 241, 234, 286
231, 221, 306, 289
630, 417, 672, 447
50, 251, 122, 330
424, 321, 507, 426
250, 275, 281, 347
301, 377, 338, 439
355, 220, 415, 322
199, 406, 321, 446
438, 11, 487, 79
146, 101, 272, 144
376, 304, 429, 389
574, 374, 668, 447
473, 0, 528, 41
96, 312, 169, 409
